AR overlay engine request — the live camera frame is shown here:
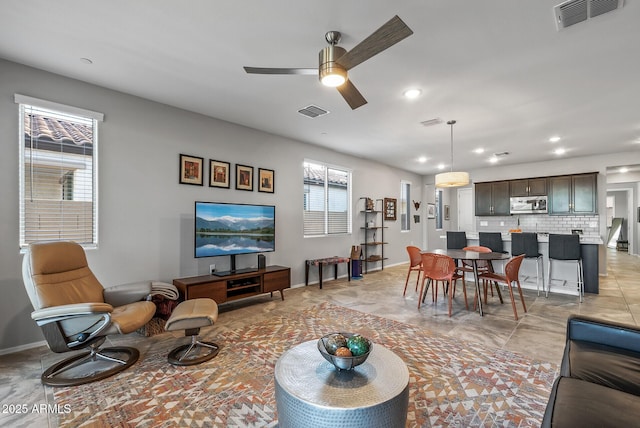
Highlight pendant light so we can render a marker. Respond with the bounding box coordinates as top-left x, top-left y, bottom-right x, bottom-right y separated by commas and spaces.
435, 120, 470, 188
